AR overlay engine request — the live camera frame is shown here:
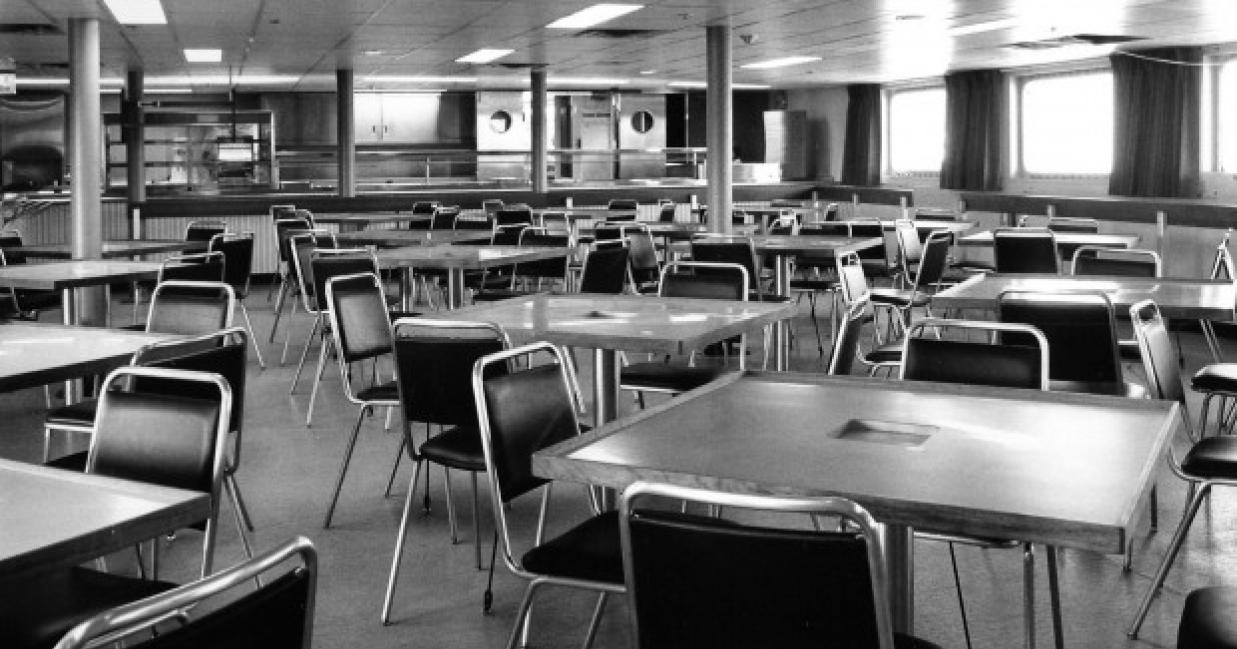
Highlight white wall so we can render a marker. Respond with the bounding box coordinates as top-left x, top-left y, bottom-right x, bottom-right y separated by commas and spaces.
785, 87, 847, 182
